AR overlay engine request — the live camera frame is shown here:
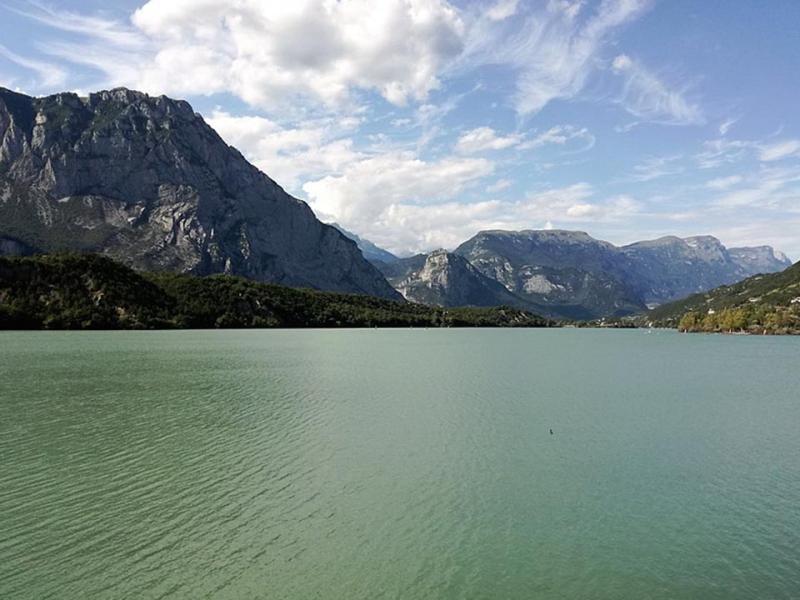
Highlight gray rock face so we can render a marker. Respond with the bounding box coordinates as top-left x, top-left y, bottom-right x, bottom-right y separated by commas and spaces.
377, 249, 538, 310
455, 230, 645, 319
728, 245, 792, 276
622, 236, 793, 306
0, 87, 400, 299
450, 230, 791, 317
